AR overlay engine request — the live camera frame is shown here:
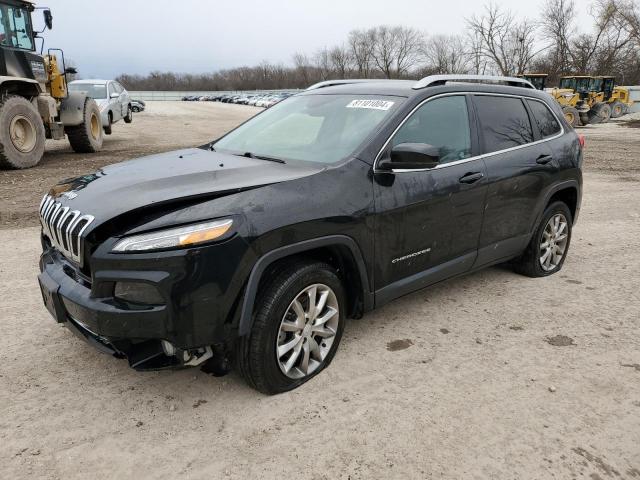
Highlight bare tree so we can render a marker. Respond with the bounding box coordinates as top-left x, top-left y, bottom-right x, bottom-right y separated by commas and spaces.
540, 0, 577, 76
348, 29, 376, 77
371, 25, 424, 78
466, 3, 539, 75
313, 47, 333, 80
423, 34, 471, 74
329, 45, 352, 78
394, 26, 425, 76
